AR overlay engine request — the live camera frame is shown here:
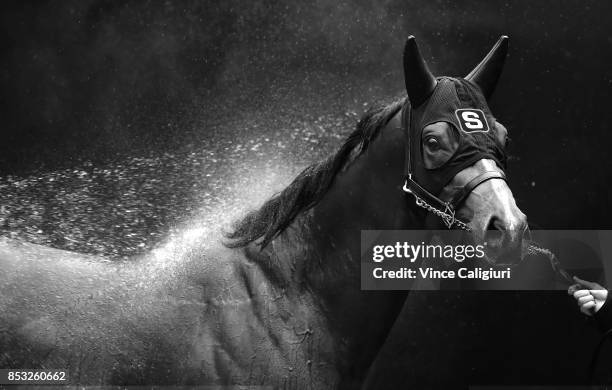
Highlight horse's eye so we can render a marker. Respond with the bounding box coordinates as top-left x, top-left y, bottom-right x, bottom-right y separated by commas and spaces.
425, 137, 440, 151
